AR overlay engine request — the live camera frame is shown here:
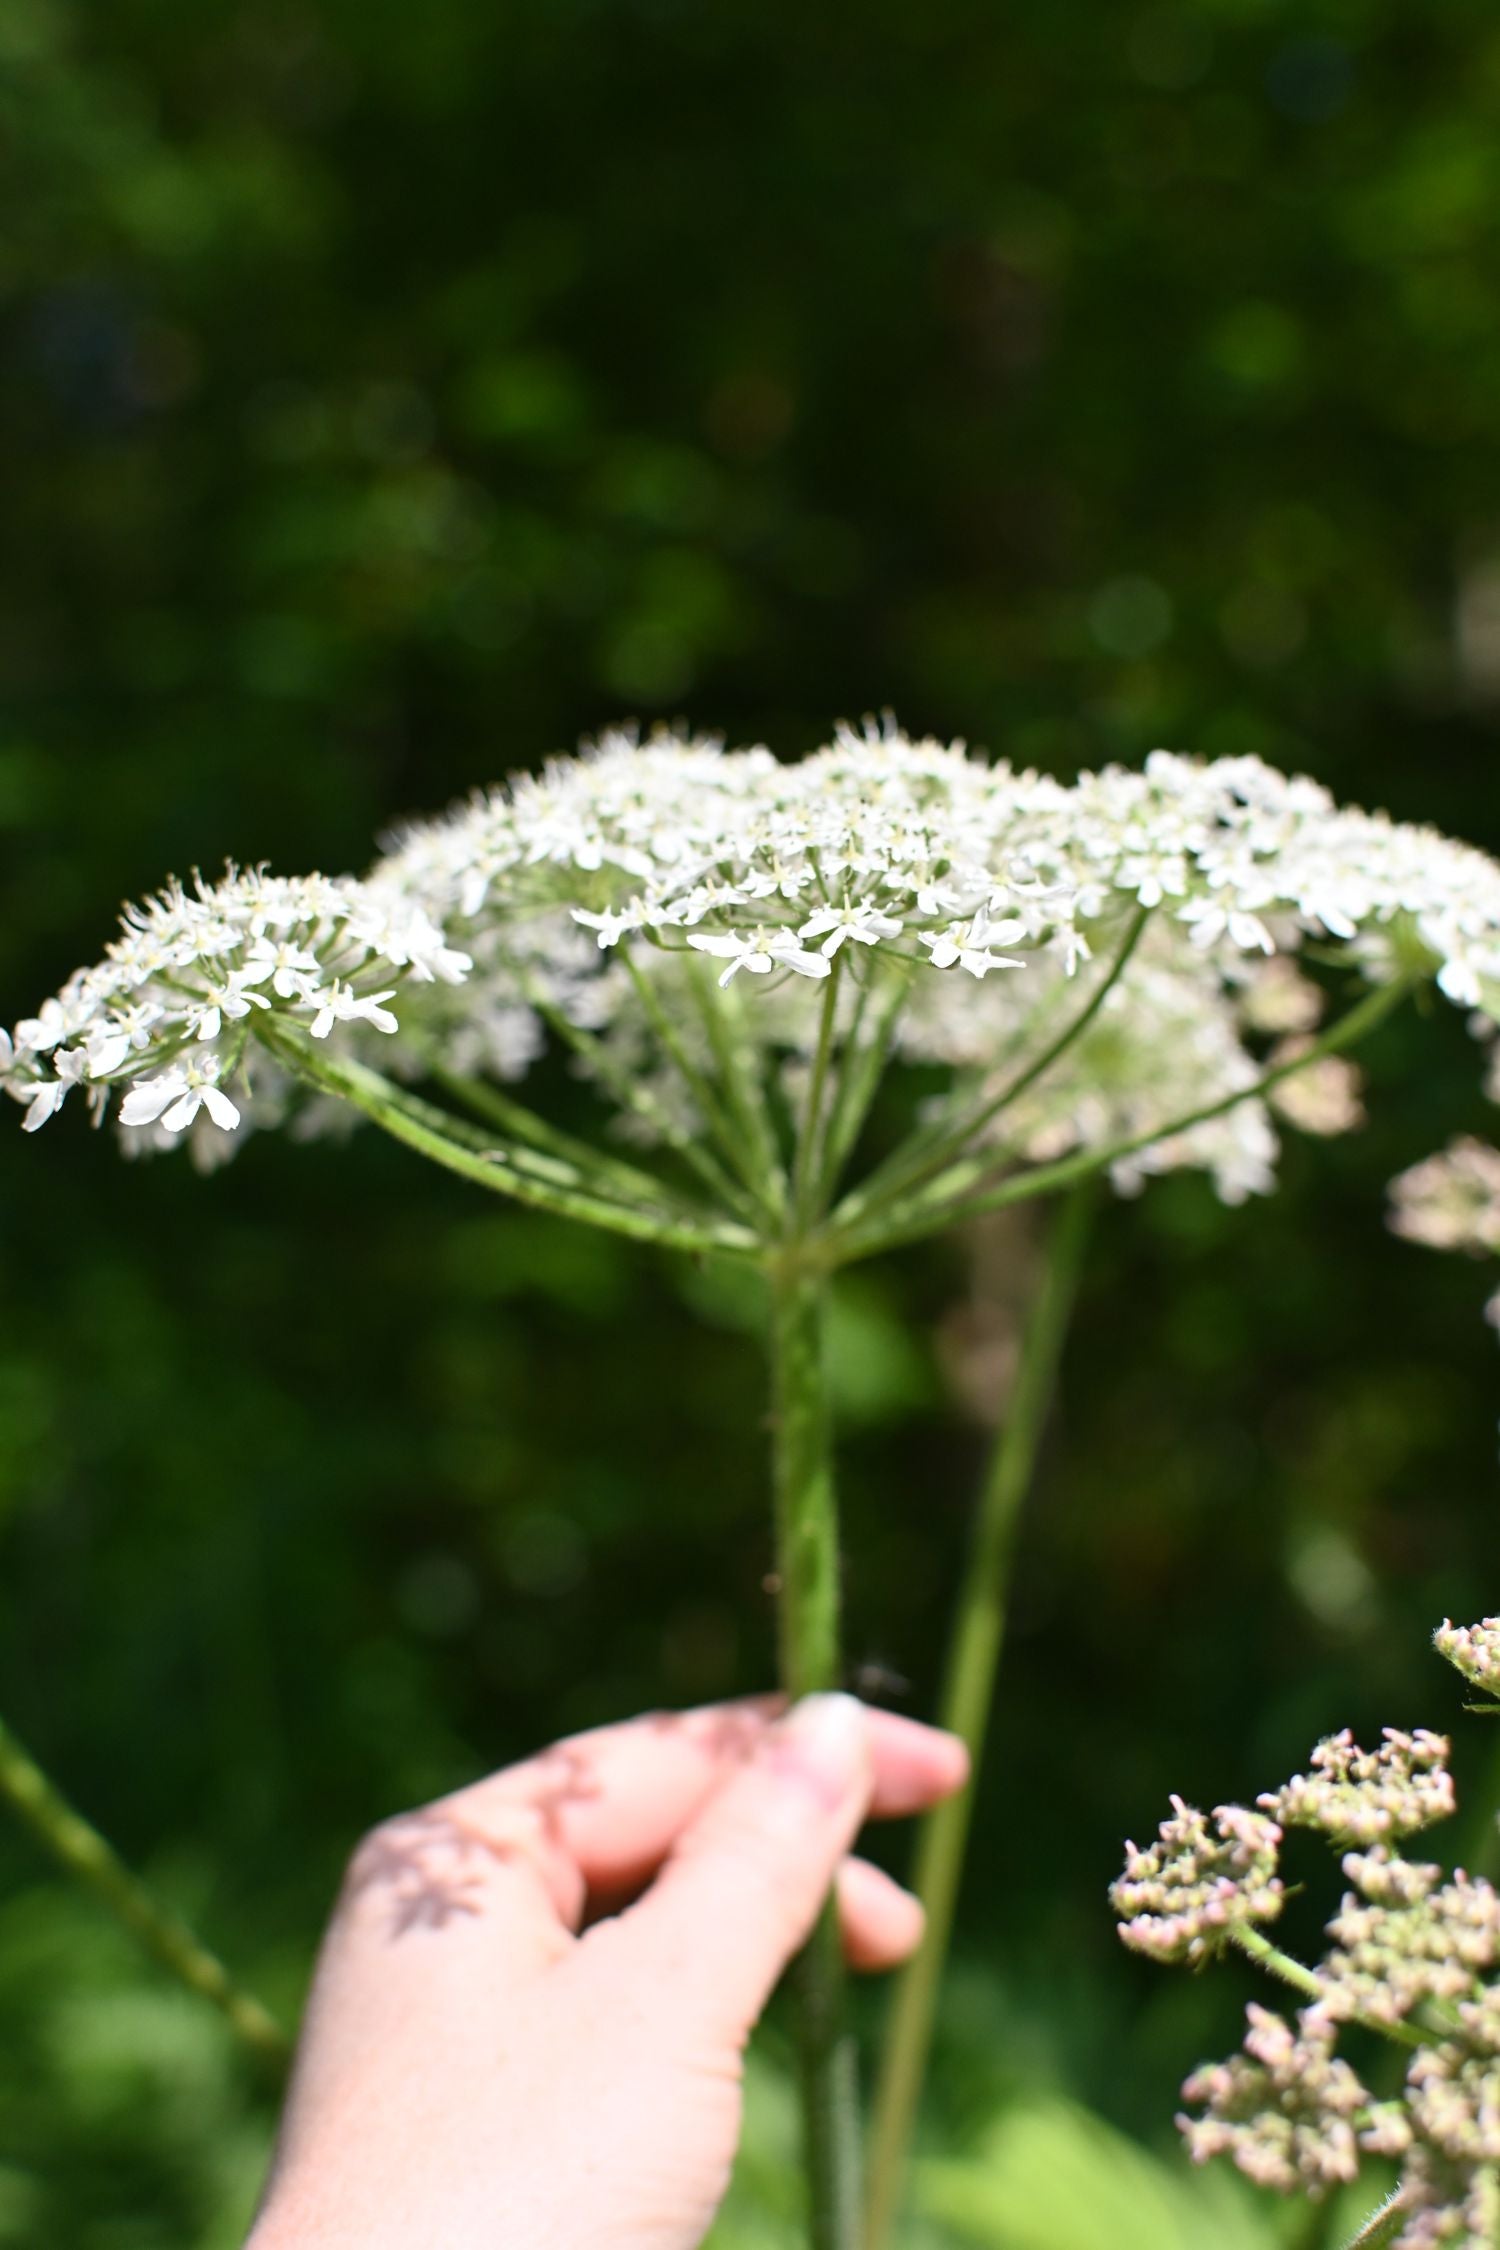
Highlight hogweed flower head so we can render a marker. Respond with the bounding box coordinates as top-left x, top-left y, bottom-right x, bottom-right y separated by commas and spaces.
1179, 2002, 1371, 2194
1110, 1796, 1284, 1964
6, 726, 1500, 1259
1119, 1623, 1500, 2246
1259, 1729, 1456, 1847
1435, 1619, 1500, 1704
